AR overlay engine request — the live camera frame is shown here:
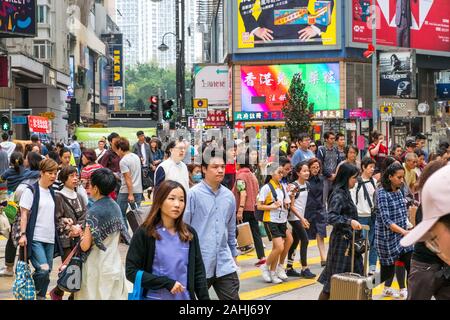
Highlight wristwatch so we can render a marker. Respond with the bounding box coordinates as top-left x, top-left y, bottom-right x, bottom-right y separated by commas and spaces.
239, 205, 245, 208
20, 232, 26, 237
